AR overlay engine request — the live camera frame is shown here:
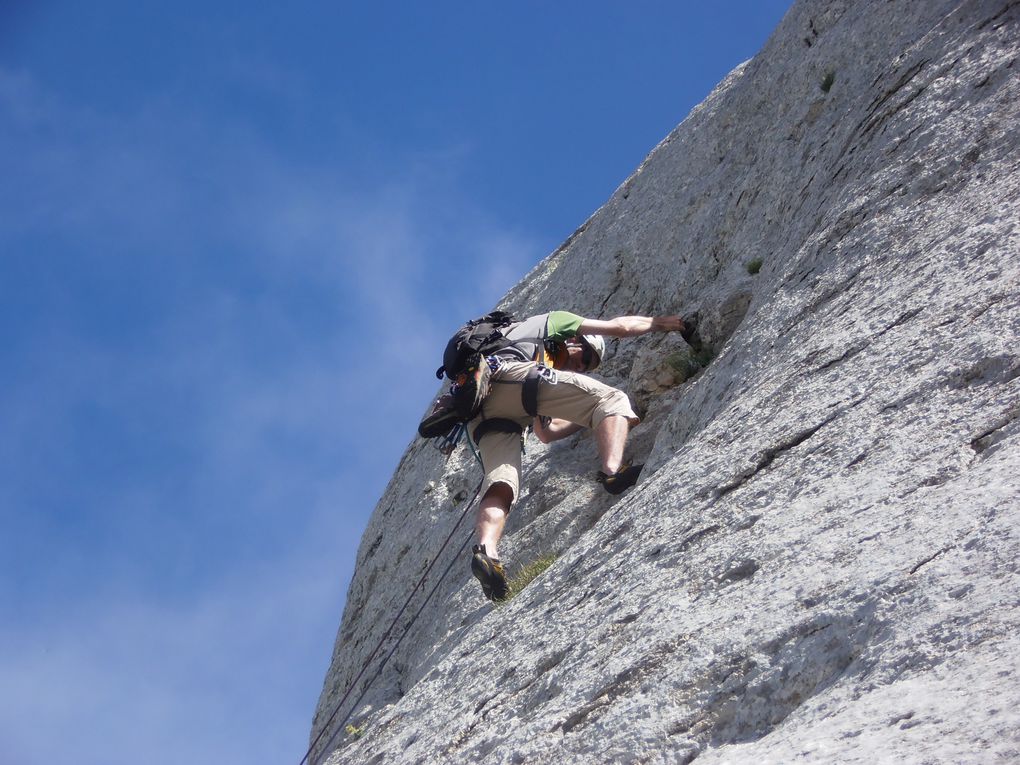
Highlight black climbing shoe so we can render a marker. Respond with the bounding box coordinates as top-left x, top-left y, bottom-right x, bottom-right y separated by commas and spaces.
418, 394, 460, 439
471, 544, 508, 601
597, 463, 643, 495
680, 311, 703, 352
